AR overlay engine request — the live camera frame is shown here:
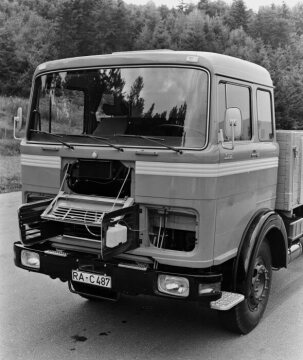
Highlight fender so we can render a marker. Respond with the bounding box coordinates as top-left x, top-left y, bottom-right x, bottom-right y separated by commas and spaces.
231, 208, 288, 291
